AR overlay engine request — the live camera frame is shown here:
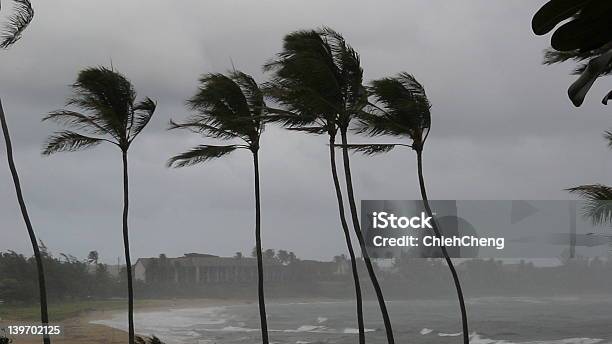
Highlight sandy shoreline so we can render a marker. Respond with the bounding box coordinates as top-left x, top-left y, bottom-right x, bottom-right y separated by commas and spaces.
2, 298, 255, 344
